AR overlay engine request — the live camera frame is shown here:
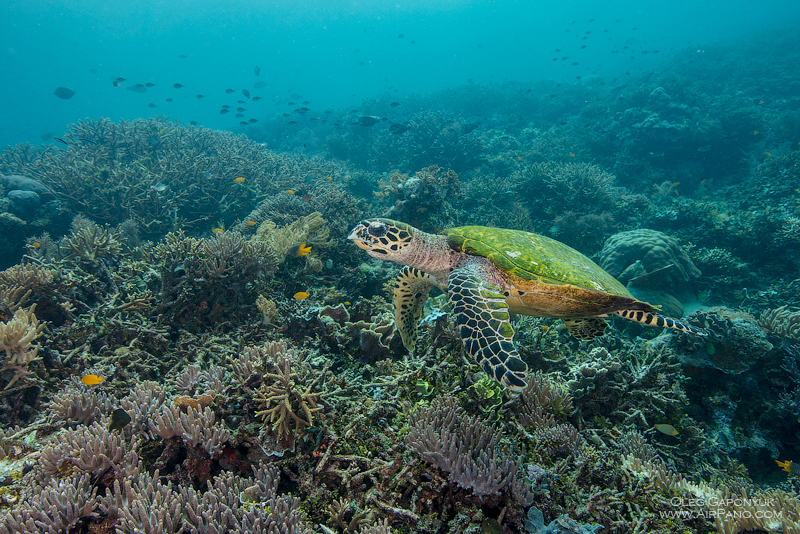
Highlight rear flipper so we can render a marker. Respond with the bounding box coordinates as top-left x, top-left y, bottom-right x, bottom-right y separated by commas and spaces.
614, 309, 706, 336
